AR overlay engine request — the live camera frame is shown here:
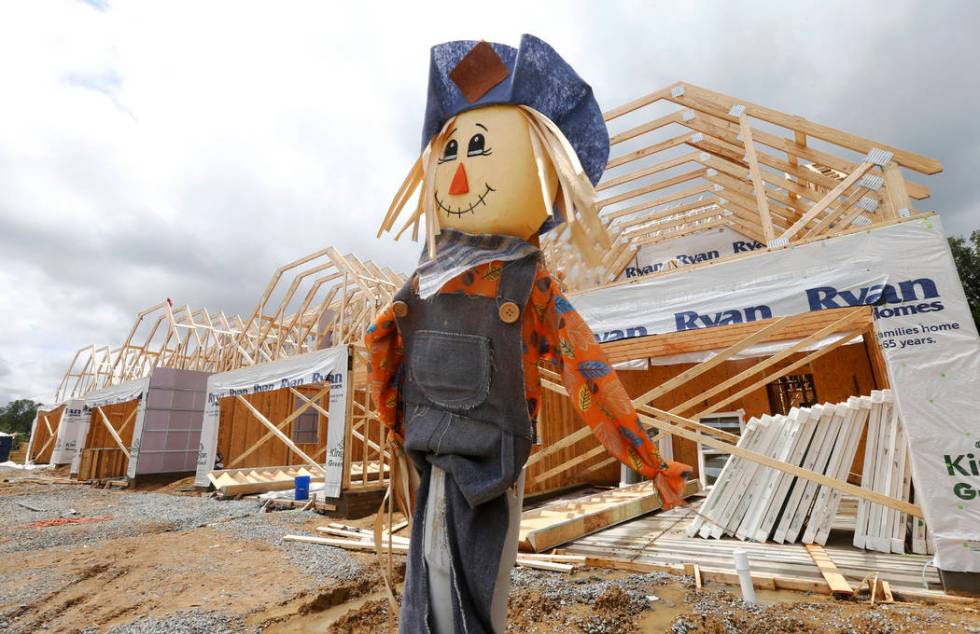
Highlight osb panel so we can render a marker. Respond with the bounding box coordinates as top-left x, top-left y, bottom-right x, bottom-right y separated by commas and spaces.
83, 400, 139, 452
217, 386, 329, 470
28, 405, 65, 463
536, 342, 876, 484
